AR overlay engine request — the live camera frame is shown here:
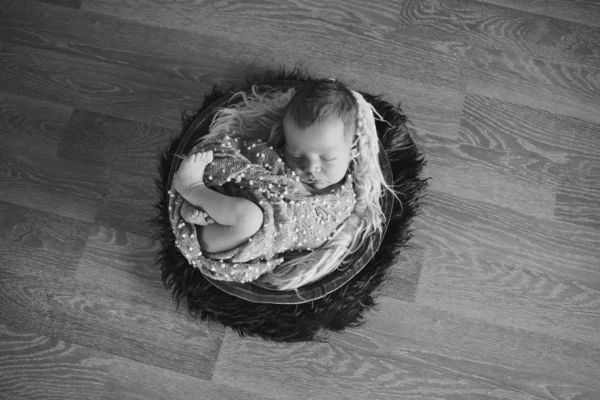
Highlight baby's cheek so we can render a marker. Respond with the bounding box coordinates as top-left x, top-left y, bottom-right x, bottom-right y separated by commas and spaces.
327, 163, 348, 181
